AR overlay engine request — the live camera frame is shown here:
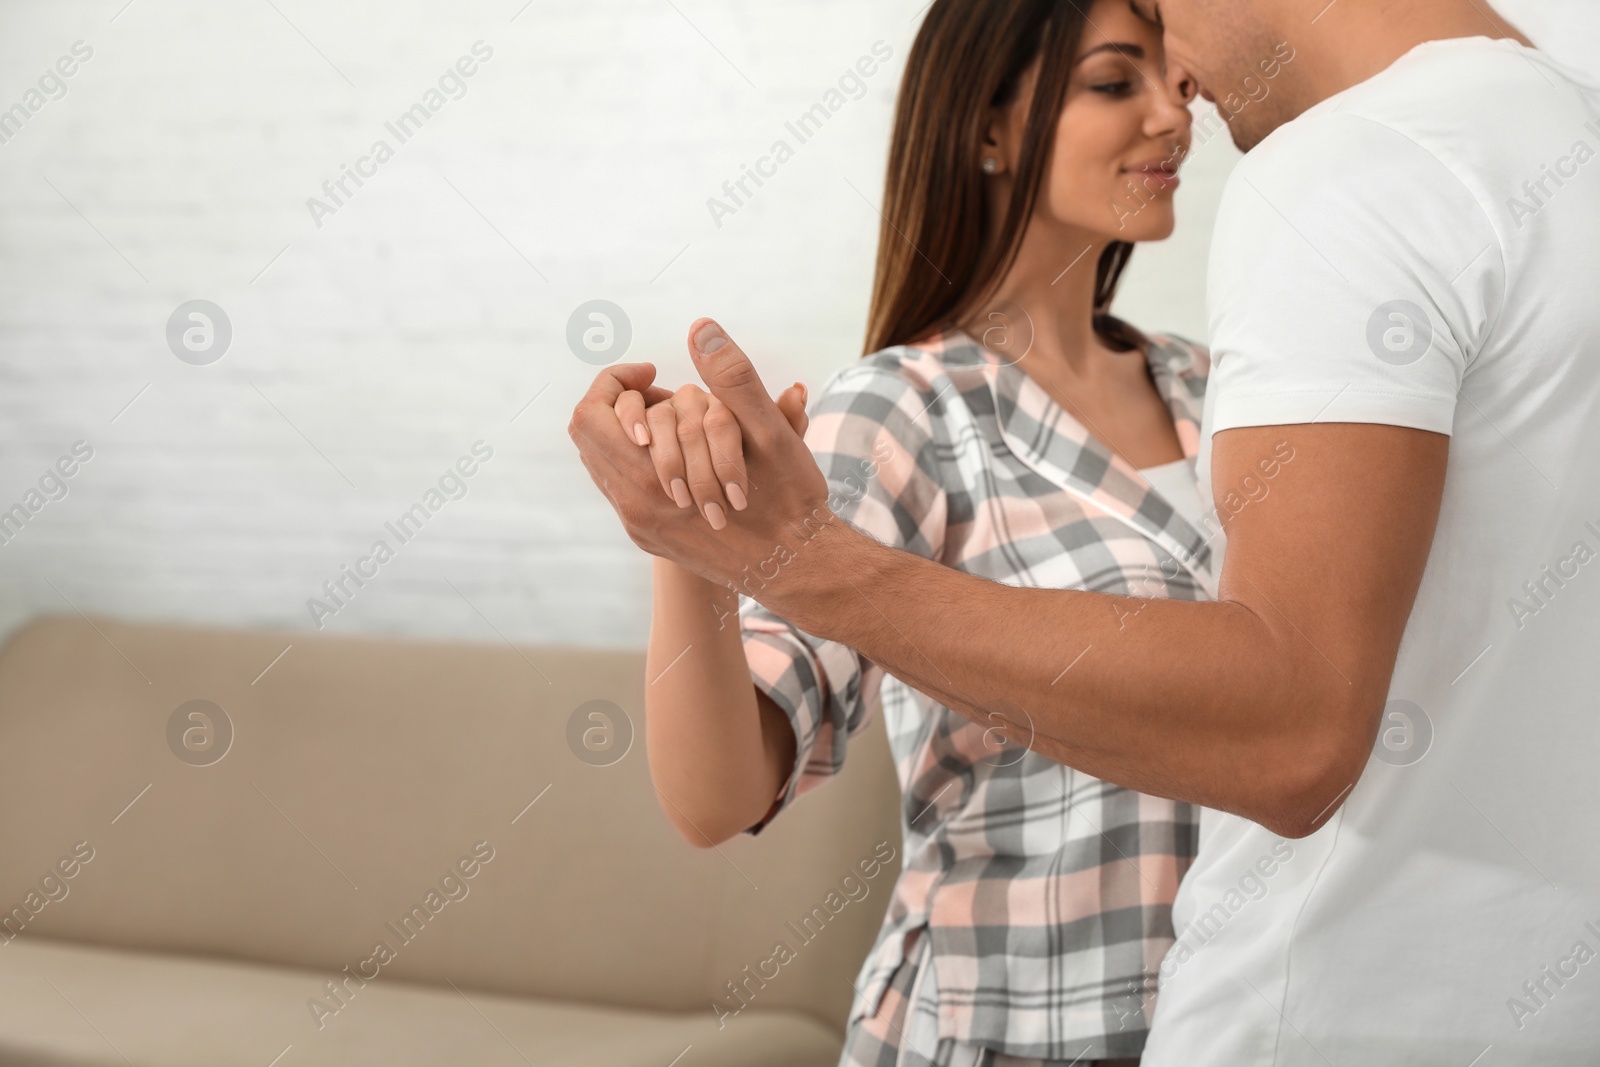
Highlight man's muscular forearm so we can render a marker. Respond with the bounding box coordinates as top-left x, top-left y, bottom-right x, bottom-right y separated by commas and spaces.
569, 337, 1445, 840
745, 421, 1446, 838
762, 518, 1358, 836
